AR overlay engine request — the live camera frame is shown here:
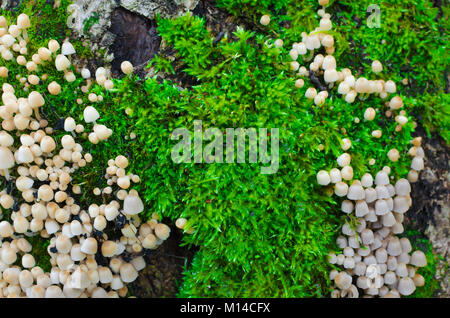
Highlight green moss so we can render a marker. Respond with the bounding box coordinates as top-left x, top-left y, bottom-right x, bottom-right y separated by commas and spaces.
404, 230, 441, 298
0, 0, 446, 298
